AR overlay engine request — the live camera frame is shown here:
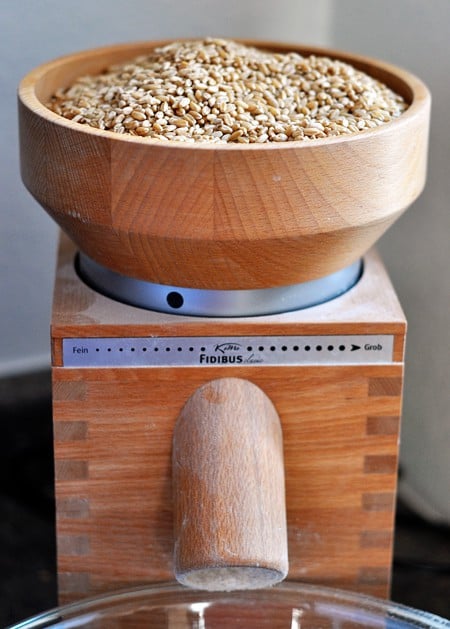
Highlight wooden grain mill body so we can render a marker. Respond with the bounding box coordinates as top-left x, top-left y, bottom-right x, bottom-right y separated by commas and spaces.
52, 236, 406, 604
17, 38, 430, 608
